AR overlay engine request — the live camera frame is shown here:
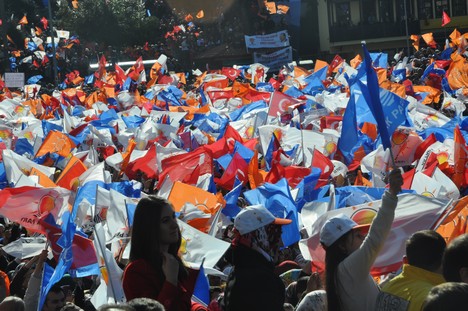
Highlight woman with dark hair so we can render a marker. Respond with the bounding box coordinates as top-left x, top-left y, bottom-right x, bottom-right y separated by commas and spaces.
320, 169, 403, 311
122, 196, 202, 311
